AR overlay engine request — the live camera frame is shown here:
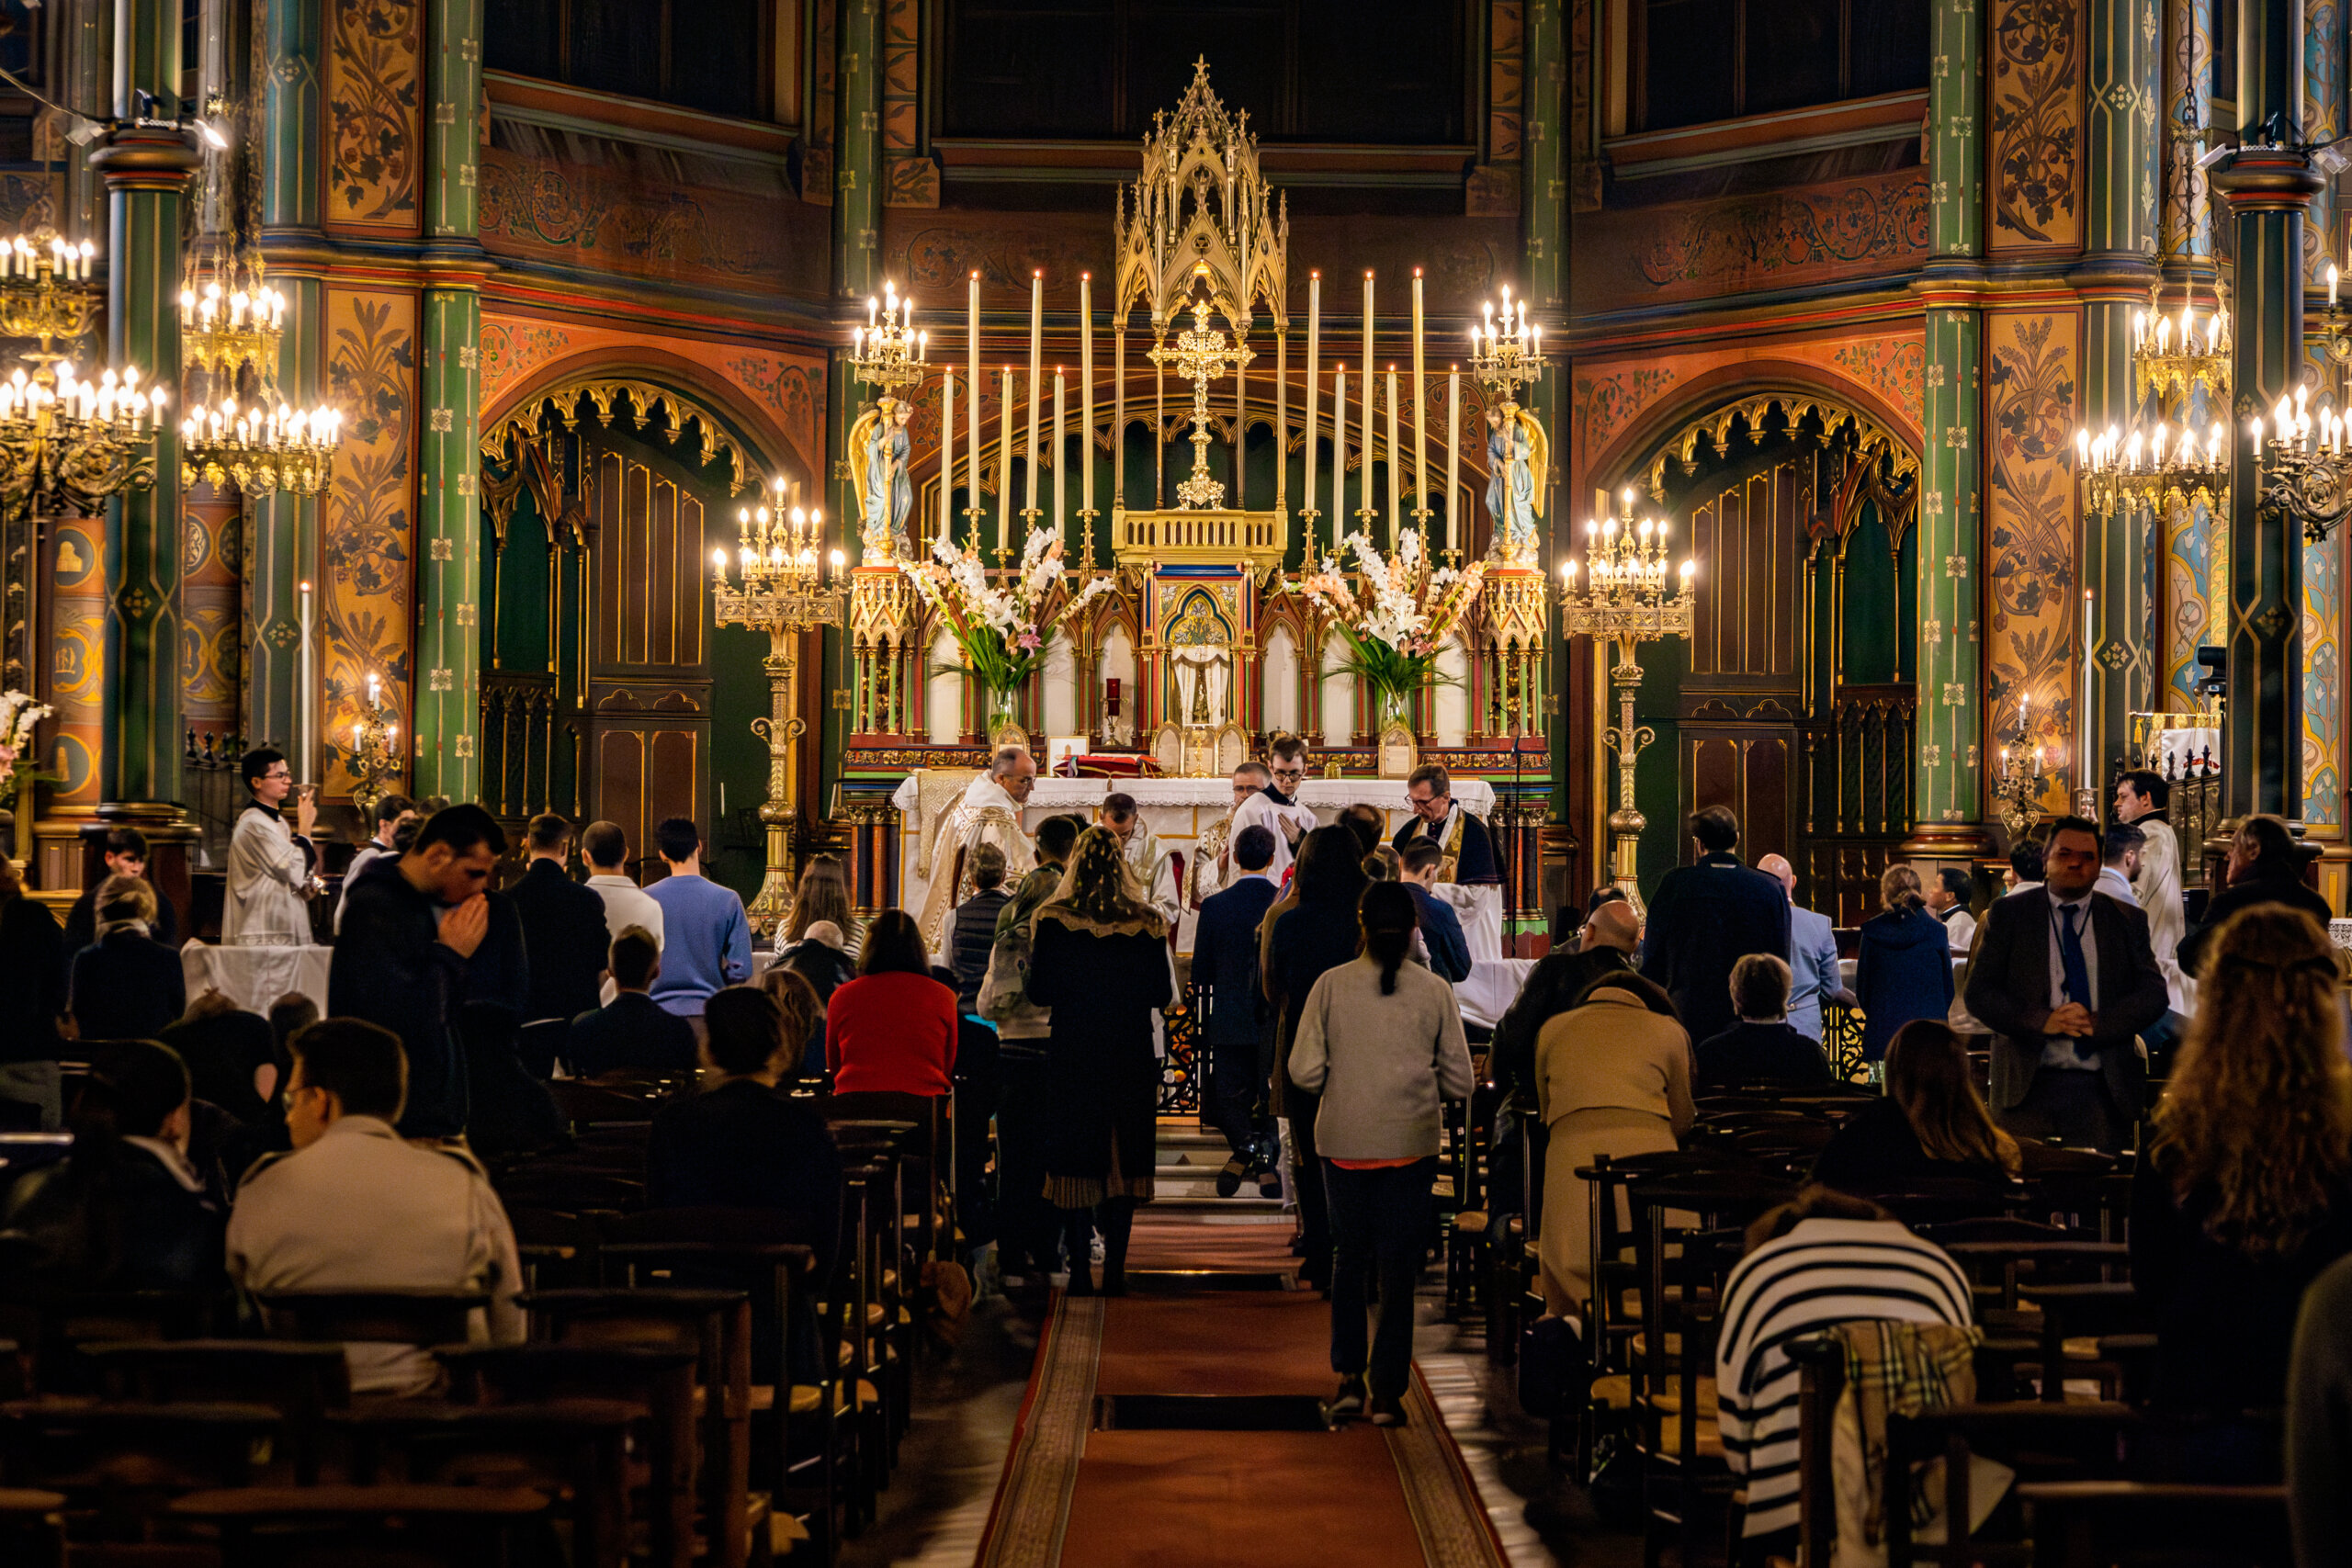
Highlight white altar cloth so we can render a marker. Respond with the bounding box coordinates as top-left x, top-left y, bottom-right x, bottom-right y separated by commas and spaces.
181, 941, 333, 1017
891, 773, 1502, 956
